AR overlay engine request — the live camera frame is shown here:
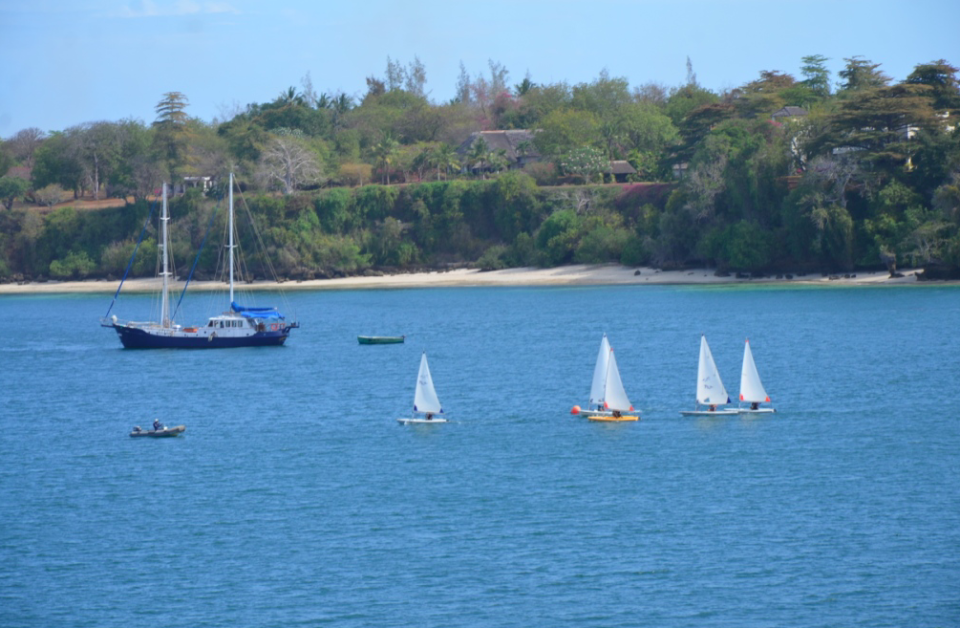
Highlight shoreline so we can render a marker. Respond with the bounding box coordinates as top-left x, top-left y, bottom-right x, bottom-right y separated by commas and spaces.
0, 264, 950, 295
